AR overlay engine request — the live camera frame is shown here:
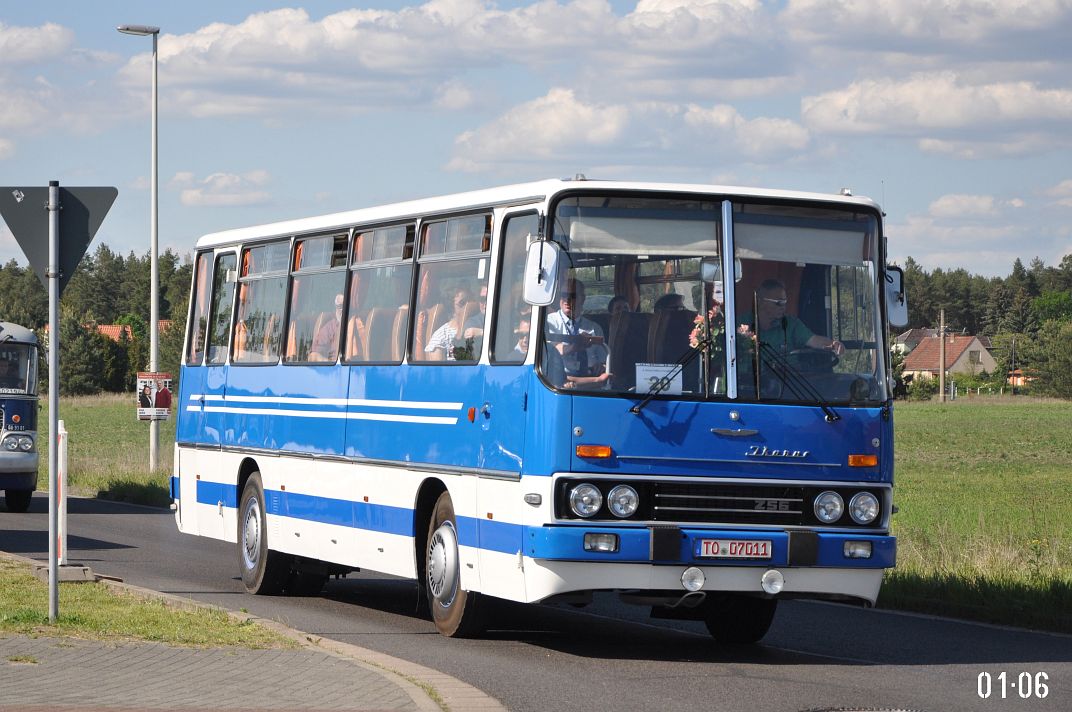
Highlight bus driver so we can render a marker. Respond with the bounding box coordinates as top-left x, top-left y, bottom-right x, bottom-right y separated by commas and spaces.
545, 278, 610, 389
